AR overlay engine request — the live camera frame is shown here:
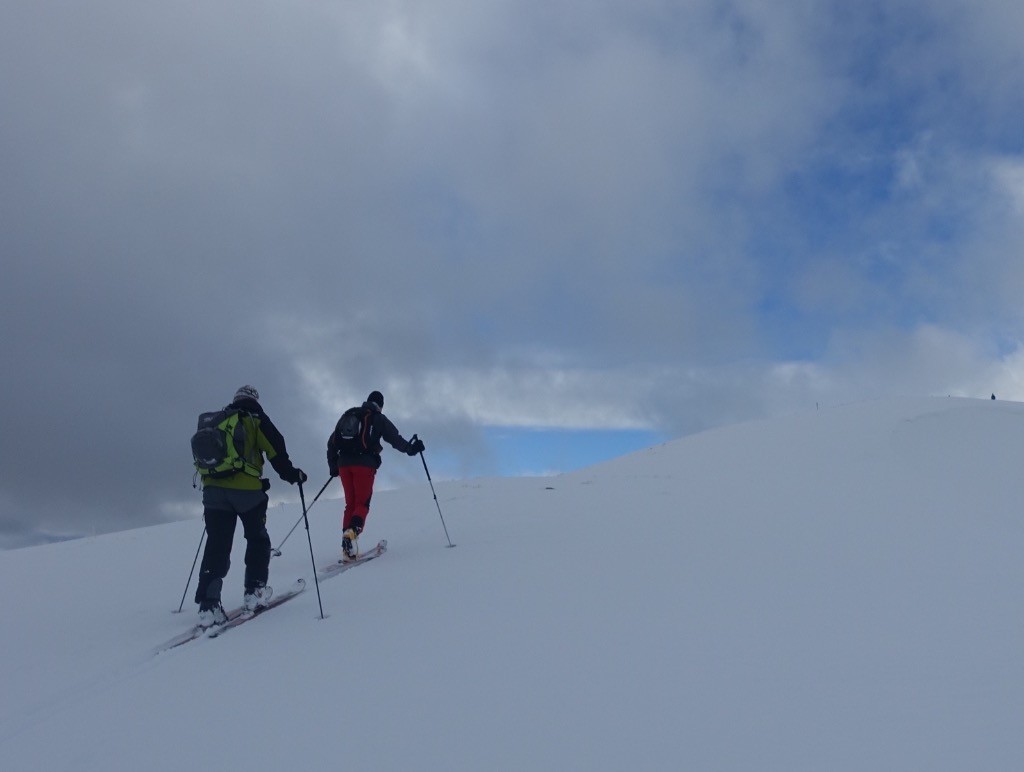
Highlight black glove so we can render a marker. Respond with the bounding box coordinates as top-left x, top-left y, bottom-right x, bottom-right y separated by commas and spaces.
283, 466, 307, 485
329, 465, 339, 478
327, 449, 338, 478
406, 437, 425, 456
